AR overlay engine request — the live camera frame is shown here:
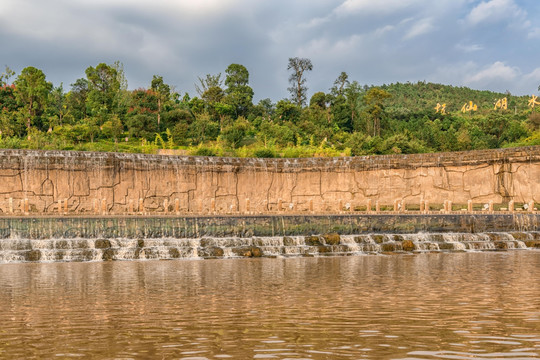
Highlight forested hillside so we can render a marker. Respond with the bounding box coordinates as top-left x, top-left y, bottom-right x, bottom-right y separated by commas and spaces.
0, 60, 538, 158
